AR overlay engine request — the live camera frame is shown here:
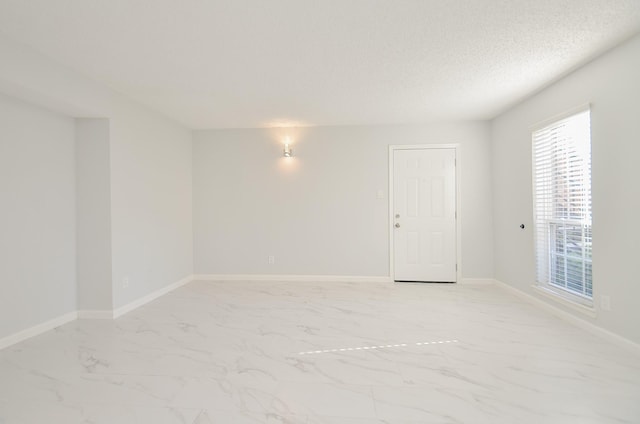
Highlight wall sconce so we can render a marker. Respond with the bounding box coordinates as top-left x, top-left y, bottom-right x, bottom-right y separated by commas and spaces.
283, 140, 293, 157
